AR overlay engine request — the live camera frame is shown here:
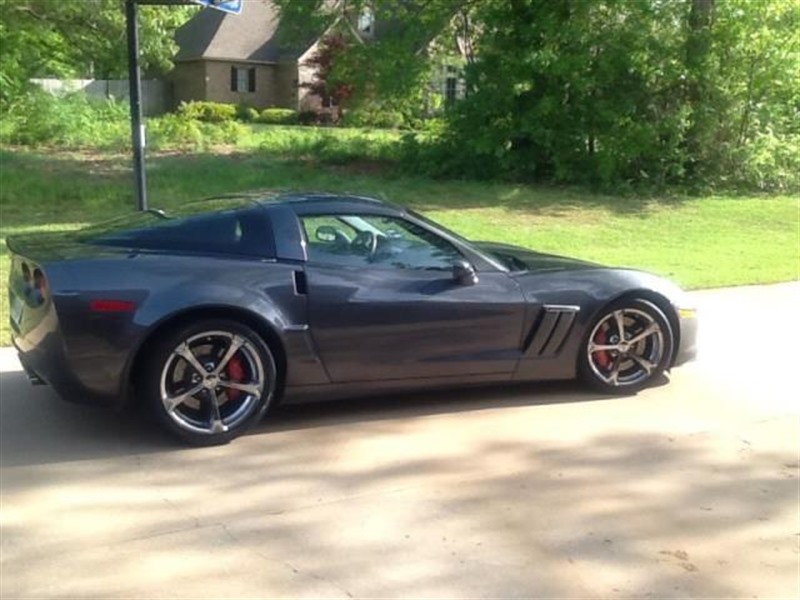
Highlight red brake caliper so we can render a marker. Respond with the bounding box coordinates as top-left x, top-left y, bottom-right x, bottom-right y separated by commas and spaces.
225, 354, 246, 401
594, 326, 611, 369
